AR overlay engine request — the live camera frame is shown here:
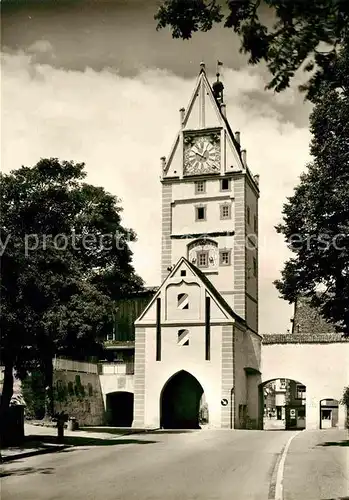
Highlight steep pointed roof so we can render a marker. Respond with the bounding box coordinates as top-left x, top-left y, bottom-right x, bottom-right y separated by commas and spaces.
162, 65, 249, 178
182, 67, 221, 128
135, 256, 246, 325
182, 67, 241, 153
